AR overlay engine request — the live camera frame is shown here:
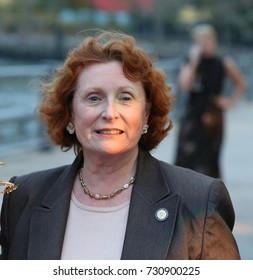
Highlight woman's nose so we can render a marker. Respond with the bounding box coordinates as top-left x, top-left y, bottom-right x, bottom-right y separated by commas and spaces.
101, 101, 119, 120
